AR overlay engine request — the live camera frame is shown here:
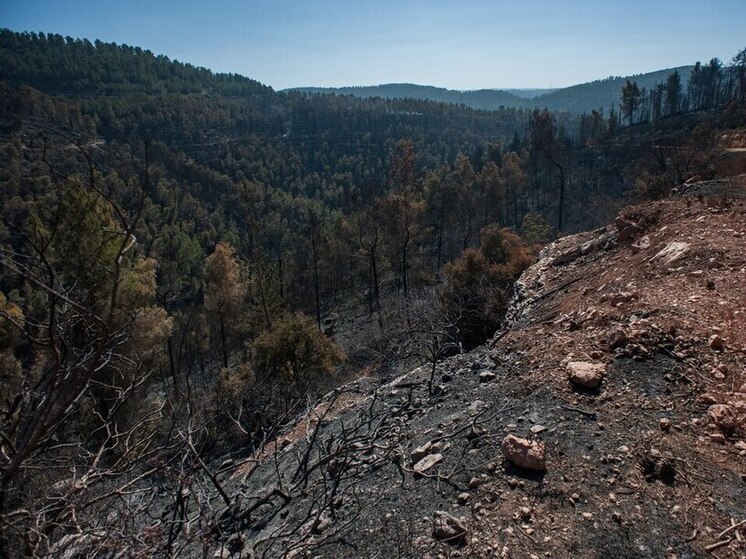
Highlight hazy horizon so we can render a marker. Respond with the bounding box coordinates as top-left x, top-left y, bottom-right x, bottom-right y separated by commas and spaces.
2, 0, 744, 90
